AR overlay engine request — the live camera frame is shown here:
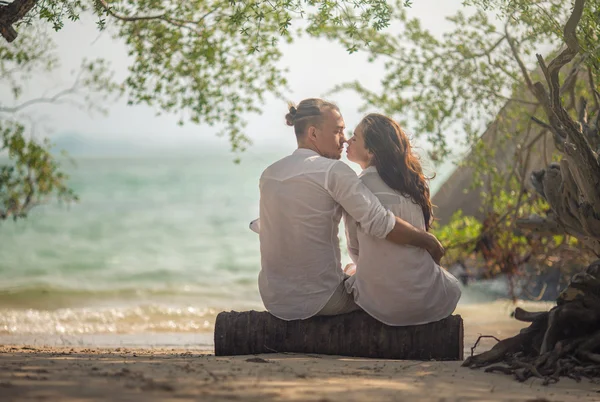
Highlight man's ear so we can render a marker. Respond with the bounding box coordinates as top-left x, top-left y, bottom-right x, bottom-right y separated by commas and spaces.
308, 126, 318, 142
